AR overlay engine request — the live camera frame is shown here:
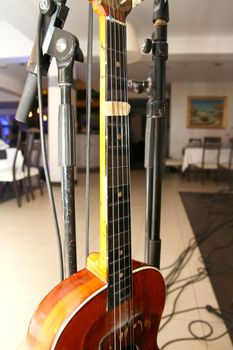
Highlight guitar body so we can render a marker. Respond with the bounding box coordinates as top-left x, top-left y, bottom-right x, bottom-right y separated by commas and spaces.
26, 262, 165, 350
